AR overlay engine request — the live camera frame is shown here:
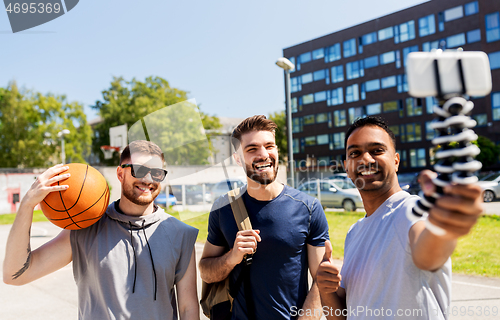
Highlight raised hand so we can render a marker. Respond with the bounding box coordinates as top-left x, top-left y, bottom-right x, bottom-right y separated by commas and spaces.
23, 164, 70, 209
316, 240, 341, 294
